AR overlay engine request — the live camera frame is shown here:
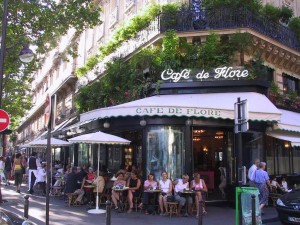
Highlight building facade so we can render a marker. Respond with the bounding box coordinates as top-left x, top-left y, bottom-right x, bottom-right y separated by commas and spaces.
17, 0, 300, 200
